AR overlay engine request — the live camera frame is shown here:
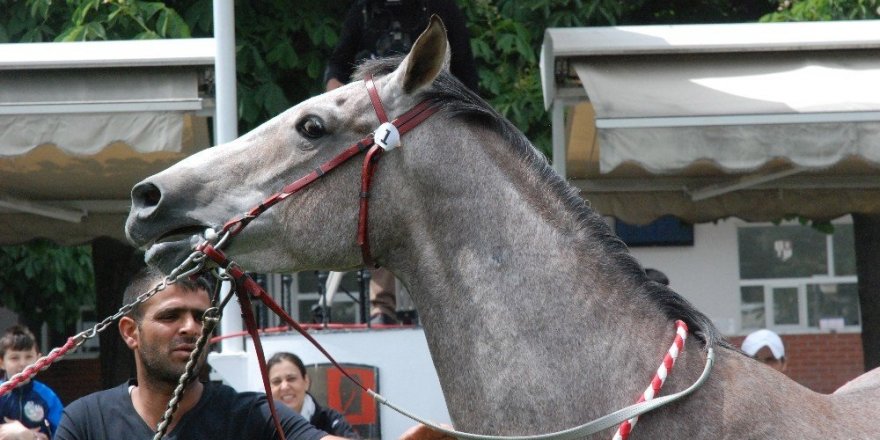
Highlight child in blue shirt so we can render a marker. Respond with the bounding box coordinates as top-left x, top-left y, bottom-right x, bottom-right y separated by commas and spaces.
0, 325, 63, 439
